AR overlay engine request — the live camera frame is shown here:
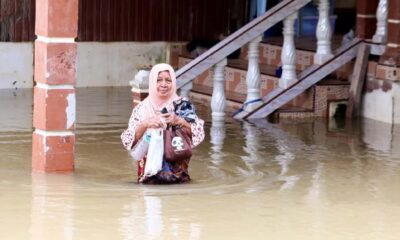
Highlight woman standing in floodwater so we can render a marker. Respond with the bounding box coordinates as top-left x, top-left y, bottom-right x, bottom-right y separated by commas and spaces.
121, 63, 205, 184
